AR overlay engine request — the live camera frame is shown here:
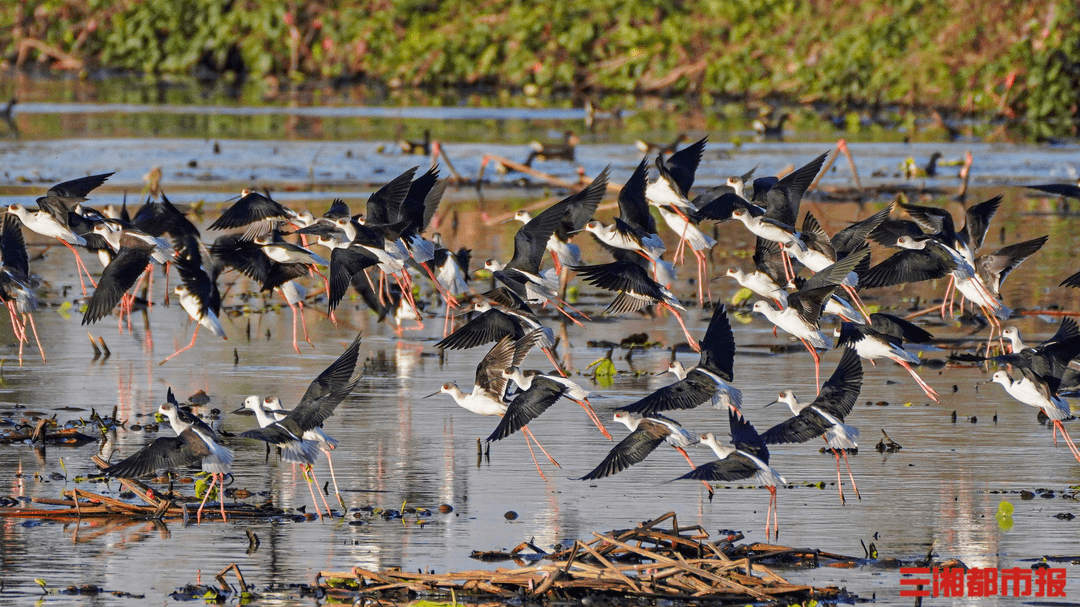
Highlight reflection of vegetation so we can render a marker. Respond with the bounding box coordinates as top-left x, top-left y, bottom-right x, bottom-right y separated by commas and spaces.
4, 1, 1079, 135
